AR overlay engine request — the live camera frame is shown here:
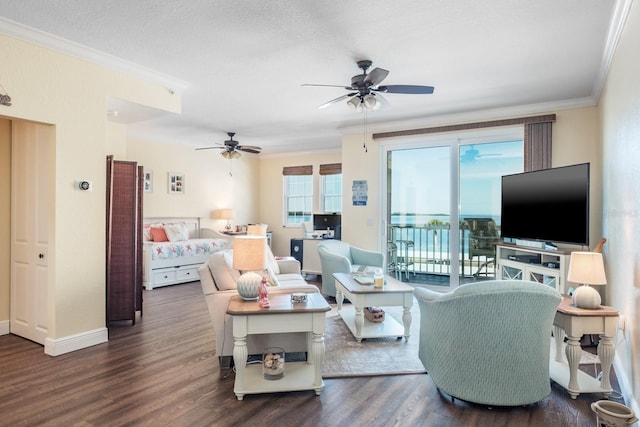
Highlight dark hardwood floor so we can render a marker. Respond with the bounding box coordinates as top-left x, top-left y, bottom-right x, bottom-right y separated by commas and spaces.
0, 280, 626, 427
